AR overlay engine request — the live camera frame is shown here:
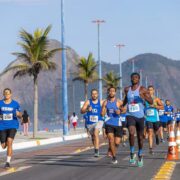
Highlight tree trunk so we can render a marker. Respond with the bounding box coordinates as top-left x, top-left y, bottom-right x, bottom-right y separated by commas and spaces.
84, 82, 88, 100
33, 76, 38, 138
